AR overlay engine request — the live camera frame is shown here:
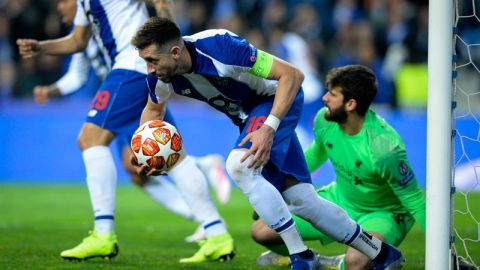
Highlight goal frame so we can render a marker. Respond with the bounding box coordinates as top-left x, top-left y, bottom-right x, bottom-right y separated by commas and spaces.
426, 0, 454, 269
